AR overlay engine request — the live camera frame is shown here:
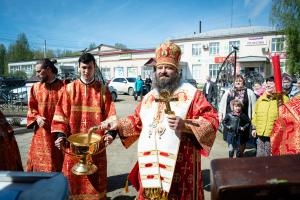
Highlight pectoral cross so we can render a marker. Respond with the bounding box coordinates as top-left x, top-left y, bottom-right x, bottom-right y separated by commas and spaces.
155, 89, 178, 115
